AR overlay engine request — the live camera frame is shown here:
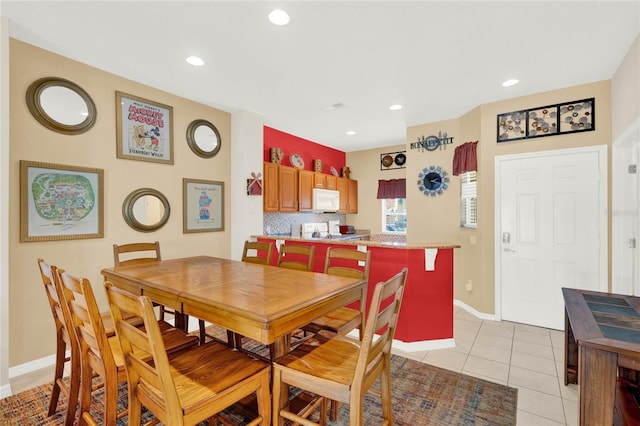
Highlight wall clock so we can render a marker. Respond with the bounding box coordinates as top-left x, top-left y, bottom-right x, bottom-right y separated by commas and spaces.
418, 165, 449, 196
